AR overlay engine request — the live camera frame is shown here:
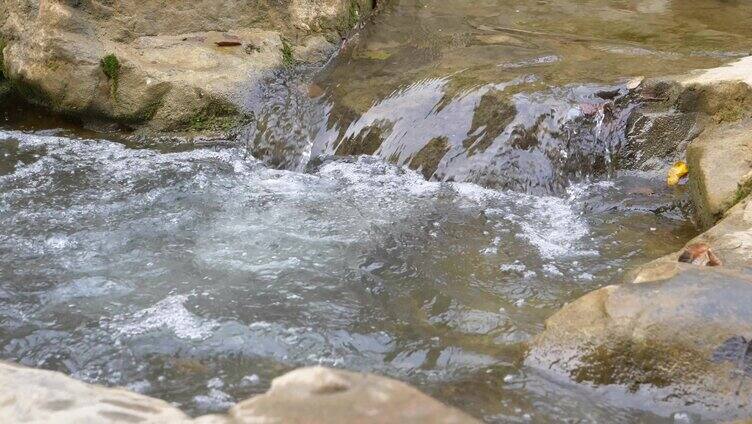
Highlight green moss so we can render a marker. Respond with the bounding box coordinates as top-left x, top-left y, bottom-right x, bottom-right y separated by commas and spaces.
281, 40, 295, 68
463, 90, 517, 155
188, 114, 238, 132
332, 0, 362, 33
100, 53, 121, 98
714, 101, 745, 124
334, 124, 386, 156
727, 177, 752, 211
357, 49, 391, 60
